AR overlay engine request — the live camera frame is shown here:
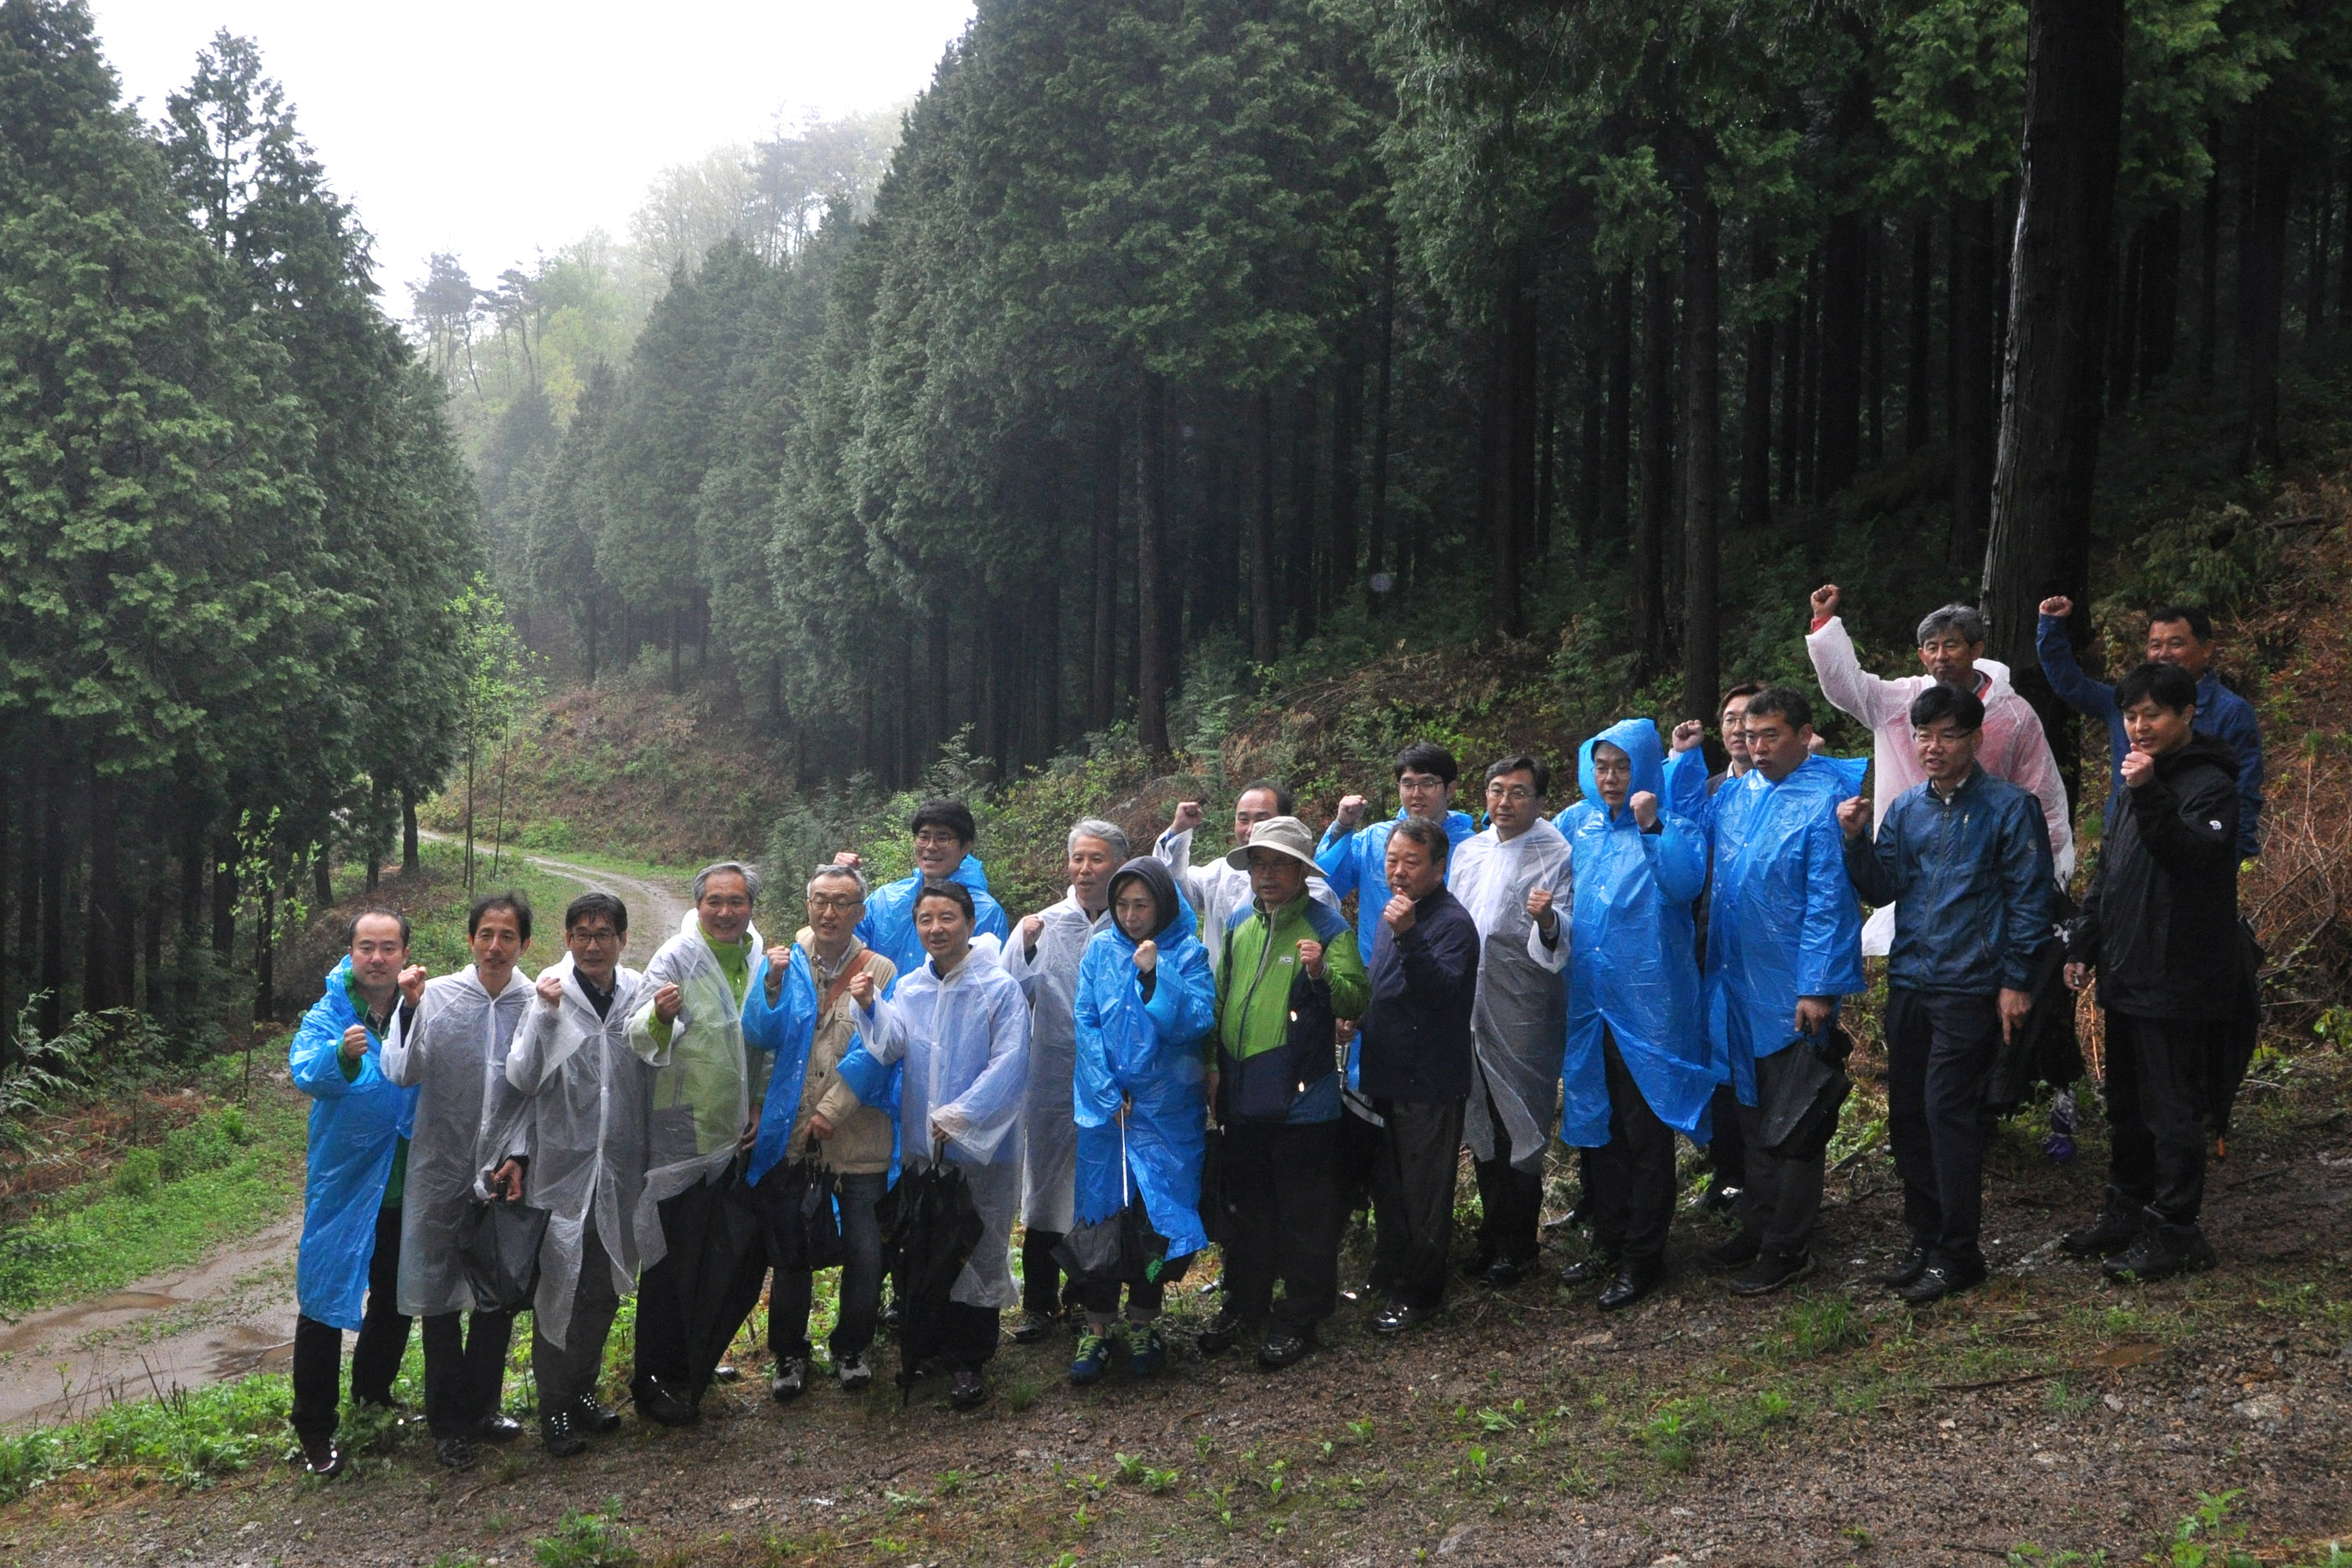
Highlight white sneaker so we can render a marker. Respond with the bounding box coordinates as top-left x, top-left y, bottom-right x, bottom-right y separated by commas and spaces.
836, 1353, 872, 1392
